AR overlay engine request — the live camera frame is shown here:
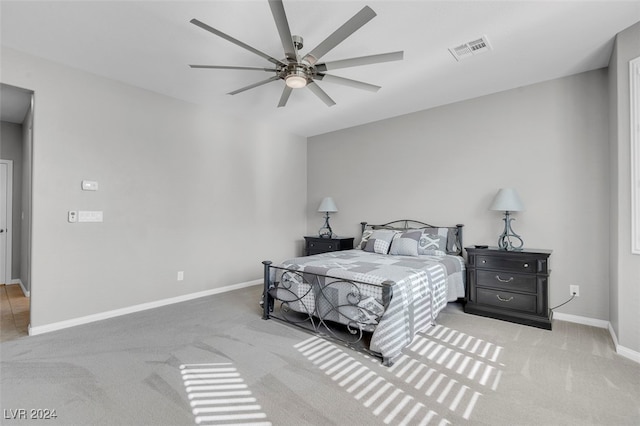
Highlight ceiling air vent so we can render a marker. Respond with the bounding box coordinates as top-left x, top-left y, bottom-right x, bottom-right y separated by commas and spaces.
449, 35, 492, 61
